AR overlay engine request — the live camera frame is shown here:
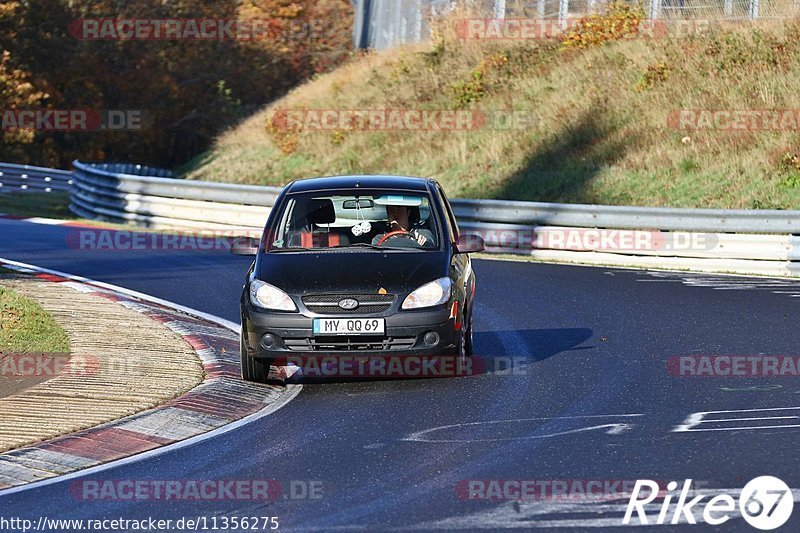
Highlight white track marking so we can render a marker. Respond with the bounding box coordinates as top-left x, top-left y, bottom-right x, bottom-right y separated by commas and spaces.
404, 414, 643, 443
22, 217, 67, 225
673, 406, 800, 433
641, 271, 800, 289
710, 416, 798, 423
